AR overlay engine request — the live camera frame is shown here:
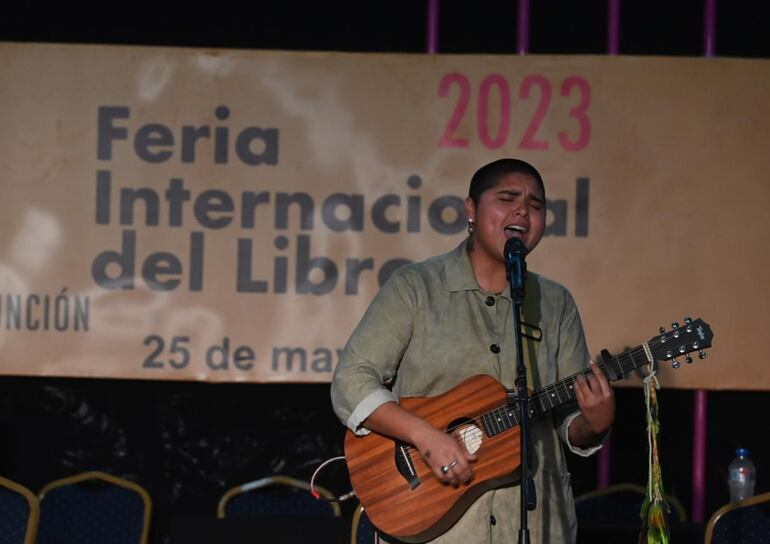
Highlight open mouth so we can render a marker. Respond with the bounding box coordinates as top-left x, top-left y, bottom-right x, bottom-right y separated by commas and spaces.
504, 225, 527, 238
